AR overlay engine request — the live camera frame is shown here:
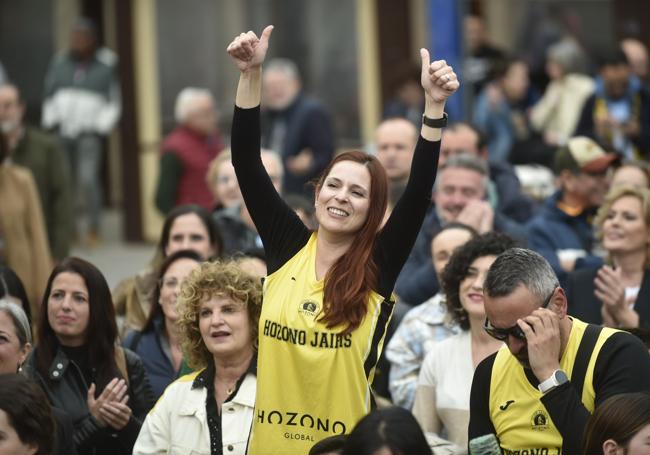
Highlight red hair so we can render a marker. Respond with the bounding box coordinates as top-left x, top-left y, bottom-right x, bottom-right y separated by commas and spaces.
316, 151, 388, 334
